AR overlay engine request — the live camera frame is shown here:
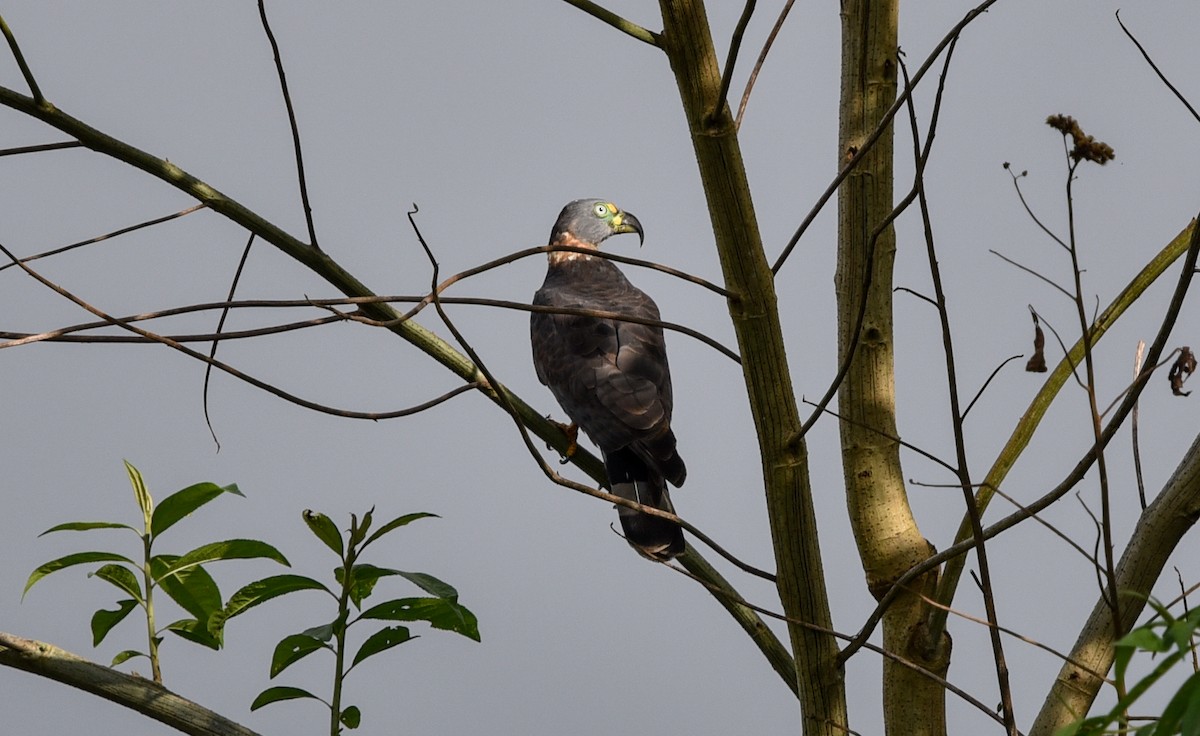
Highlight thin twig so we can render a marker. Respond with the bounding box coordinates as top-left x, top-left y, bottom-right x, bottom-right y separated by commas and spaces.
711, 0, 756, 123
0, 13, 43, 102
900, 46, 1017, 734
894, 285, 938, 307
0, 240, 478, 420
961, 354, 1024, 421
803, 399, 958, 476
1175, 568, 1199, 673
558, 0, 661, 46
736, 0, 795, 129
920, 594, 1113, 685
1006, 165, 1070, 252
0, 294, 735, 362
257, 0, 319, 250
990, 485, 1100, 571
1061, 148, 1123, 662
0, 204, 207, 272
988, 249, 1075, 301
1116, 11, 1200, 125
1132, 340, 1147, 509
203, 233, 257, 451
0, 140, 82, 157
